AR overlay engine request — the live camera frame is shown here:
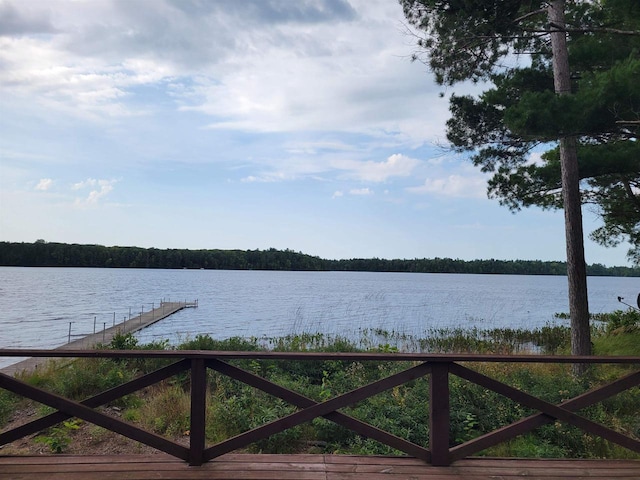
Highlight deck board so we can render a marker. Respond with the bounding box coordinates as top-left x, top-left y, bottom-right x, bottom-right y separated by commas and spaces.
1, 454, 639, 480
